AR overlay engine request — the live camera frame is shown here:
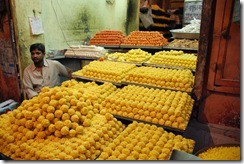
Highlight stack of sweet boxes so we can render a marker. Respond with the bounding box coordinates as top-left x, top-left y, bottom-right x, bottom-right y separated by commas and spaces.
0, 99, 18, 115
